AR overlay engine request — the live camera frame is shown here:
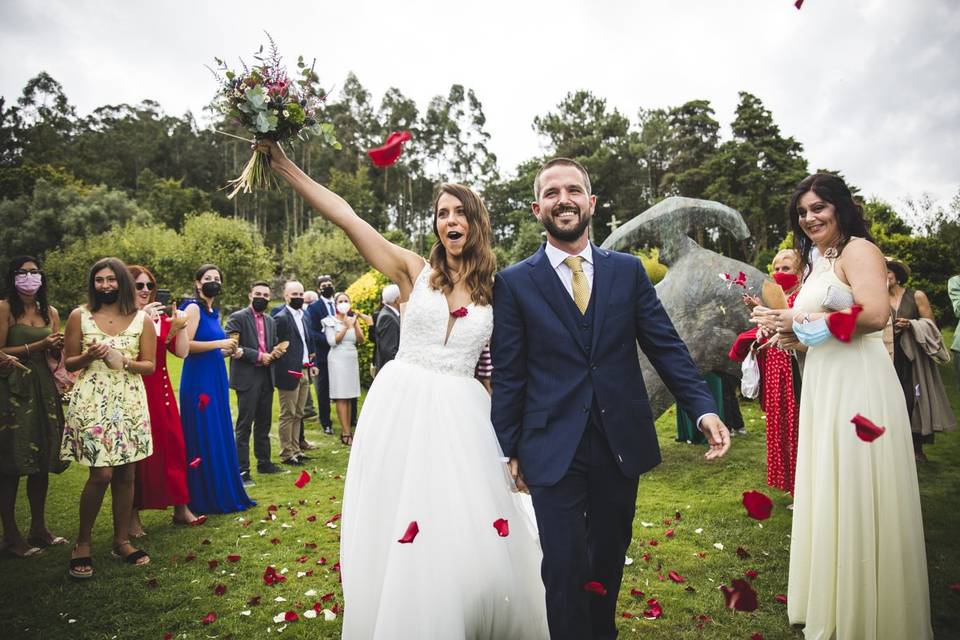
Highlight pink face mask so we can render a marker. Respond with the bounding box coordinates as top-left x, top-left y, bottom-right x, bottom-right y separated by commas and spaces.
14, 273, 42, 295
